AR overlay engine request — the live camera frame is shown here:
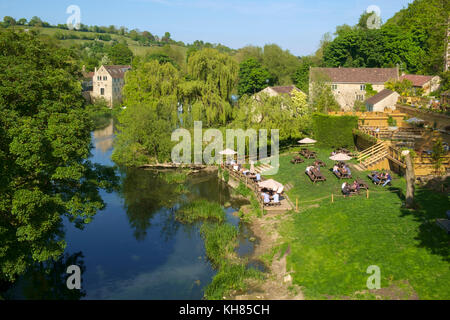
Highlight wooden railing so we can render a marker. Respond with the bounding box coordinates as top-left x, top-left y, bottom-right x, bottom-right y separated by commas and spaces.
357, 141, 387, 164
222, 165, 264, 210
